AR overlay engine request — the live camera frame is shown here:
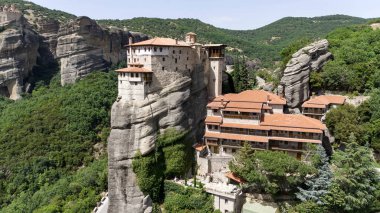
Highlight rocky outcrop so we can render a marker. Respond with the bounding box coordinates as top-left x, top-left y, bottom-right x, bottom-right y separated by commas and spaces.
36, 18, 60, 64
108, 54, 209, 212
278, 39, 333, 108
56, 16, 148, 85
0, 15, 39, 99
